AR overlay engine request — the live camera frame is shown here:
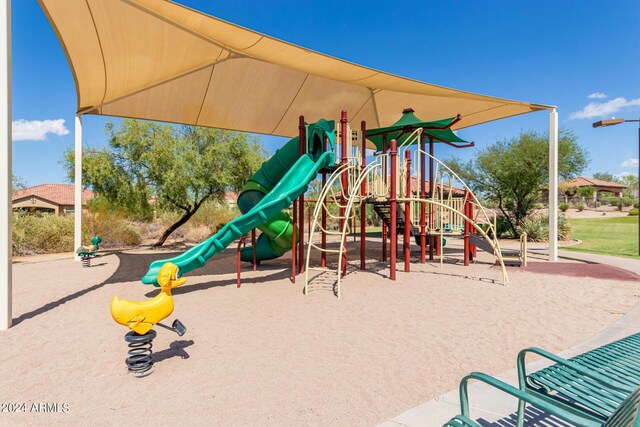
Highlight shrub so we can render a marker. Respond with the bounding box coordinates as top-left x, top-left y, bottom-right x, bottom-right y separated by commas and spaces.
153, 200, 240, 244
559, 203, 569, 212
635, 202, 639, 208
519, 215, 547, 242
600, 196, 619, 206
616, 199, 624, 211
12, 211, 75, 256
495, 215, 515, 238
622, 197, 635, 207
630, 208, 639, 216
576, 203, 585, 212
518, 213, 571, 242
82, 212, 142, 249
